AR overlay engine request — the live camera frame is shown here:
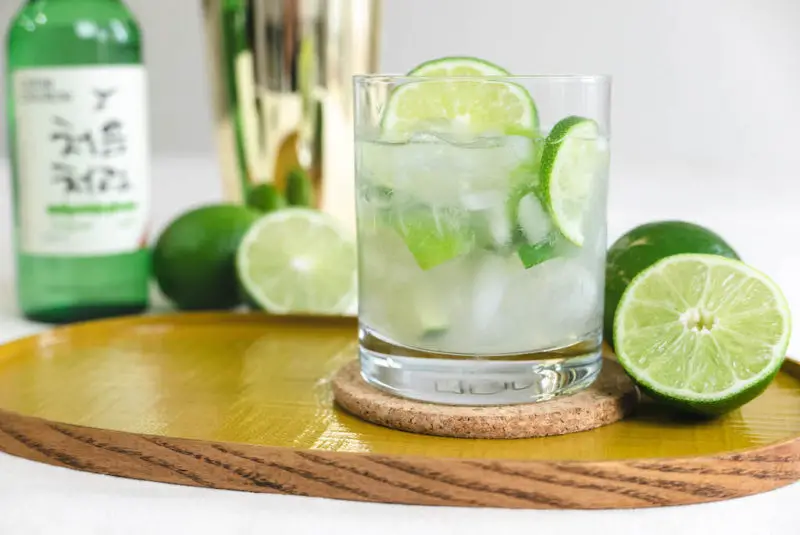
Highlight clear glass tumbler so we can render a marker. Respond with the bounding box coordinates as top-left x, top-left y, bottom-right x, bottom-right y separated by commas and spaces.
354, 74, 611, 405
